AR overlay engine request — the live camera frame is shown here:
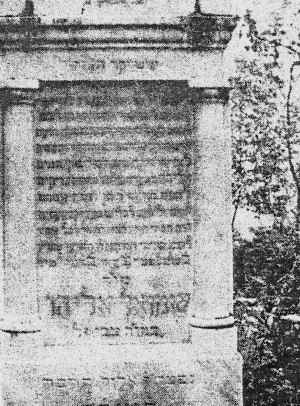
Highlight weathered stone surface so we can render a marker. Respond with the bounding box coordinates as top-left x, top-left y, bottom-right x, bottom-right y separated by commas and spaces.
0, 50, 226, 87
2, 339, 242, 406
33, 81, 193, 347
